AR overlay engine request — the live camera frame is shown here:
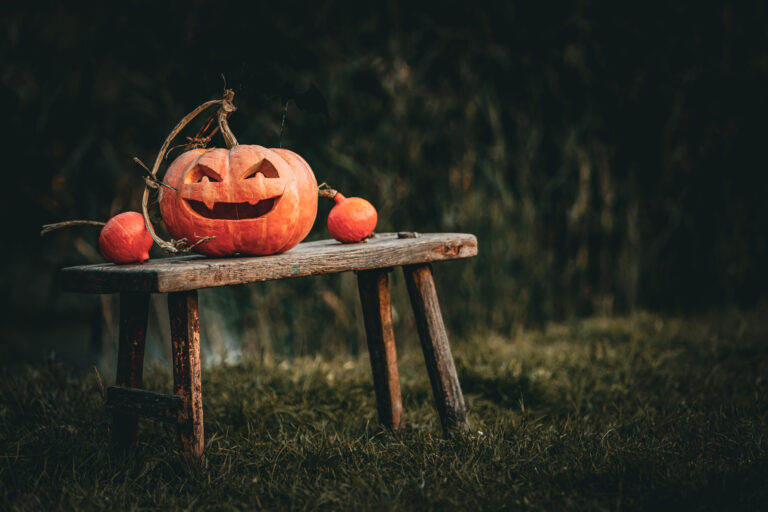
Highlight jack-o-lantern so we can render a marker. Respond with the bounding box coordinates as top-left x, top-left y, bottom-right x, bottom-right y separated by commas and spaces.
159, 145, 317, 256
